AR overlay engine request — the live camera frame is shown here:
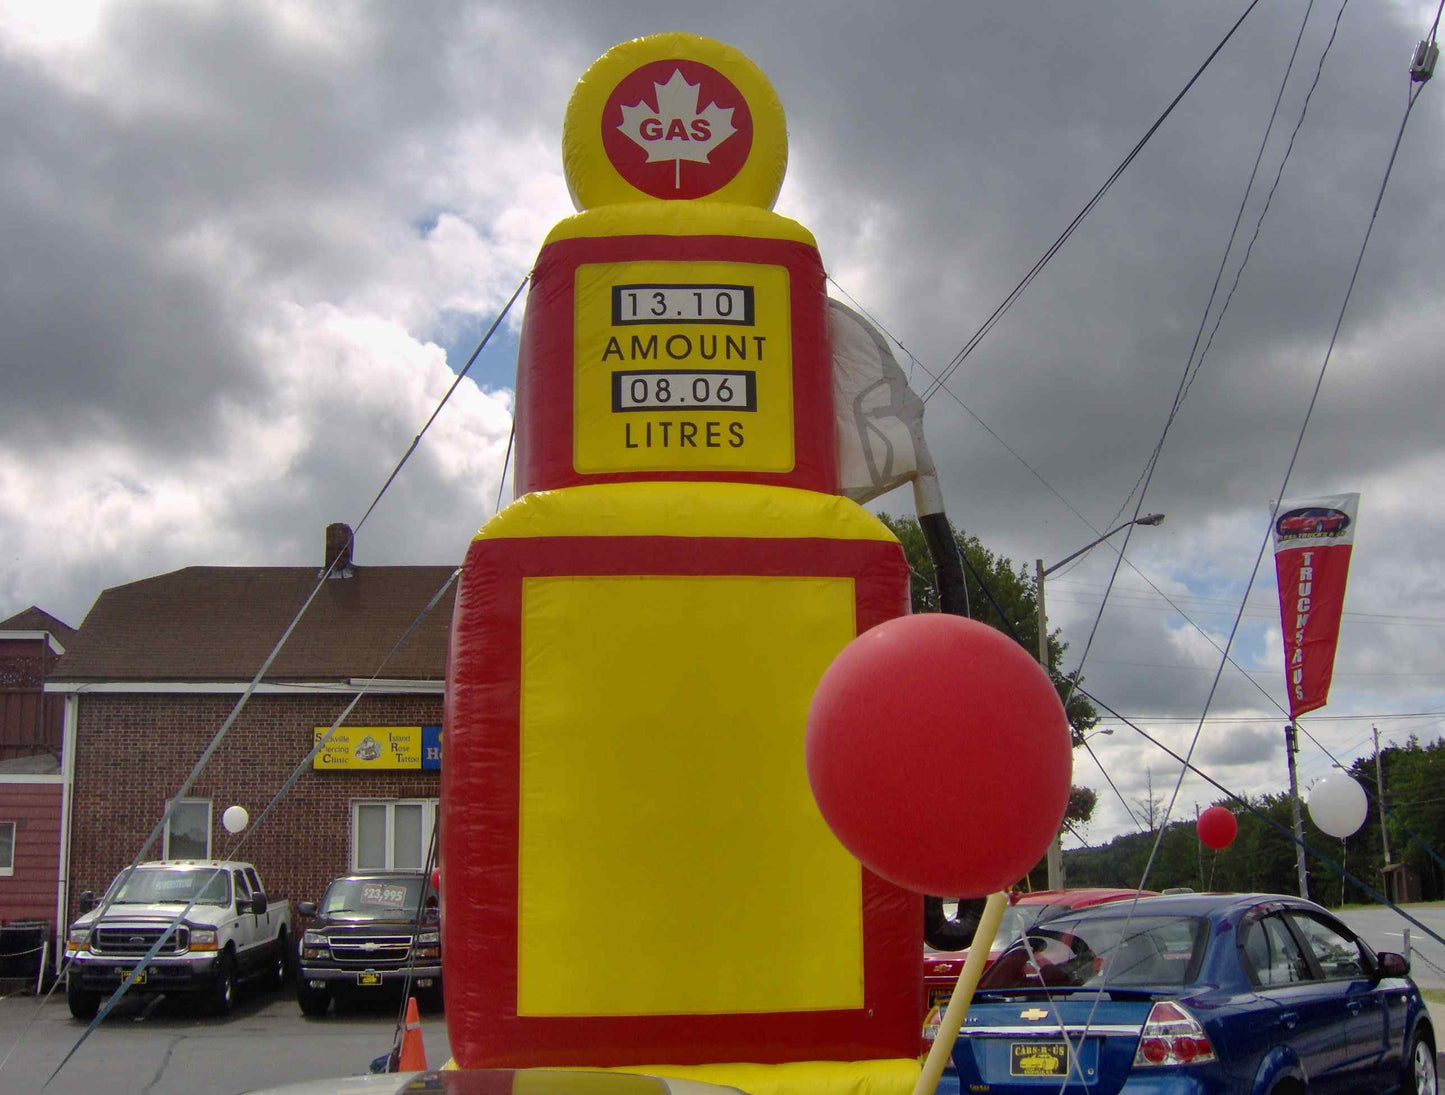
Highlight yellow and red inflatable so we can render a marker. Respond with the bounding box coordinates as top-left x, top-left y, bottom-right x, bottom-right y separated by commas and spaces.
444, 32, 919, 1095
